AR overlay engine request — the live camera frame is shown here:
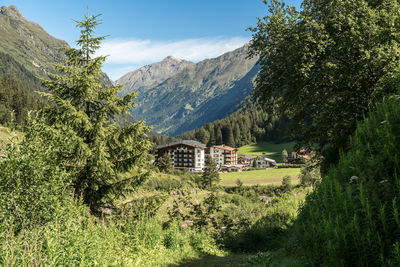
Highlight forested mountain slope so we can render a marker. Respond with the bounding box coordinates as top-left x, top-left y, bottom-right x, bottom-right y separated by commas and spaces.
178, 100, 289, 147
0, 5, 113, 125
117, 45, 259, 136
